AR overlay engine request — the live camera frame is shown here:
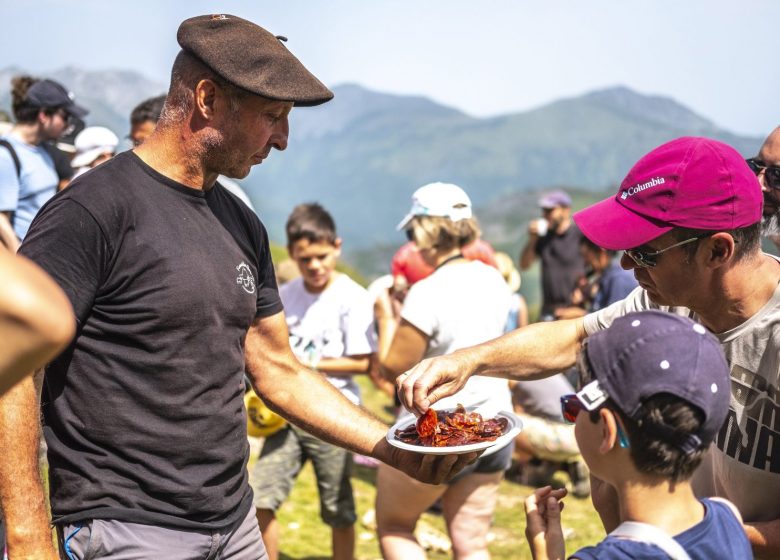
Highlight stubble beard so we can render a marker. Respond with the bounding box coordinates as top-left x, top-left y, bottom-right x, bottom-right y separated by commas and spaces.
201, 125, 249, 179
762, 209, 780, 238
